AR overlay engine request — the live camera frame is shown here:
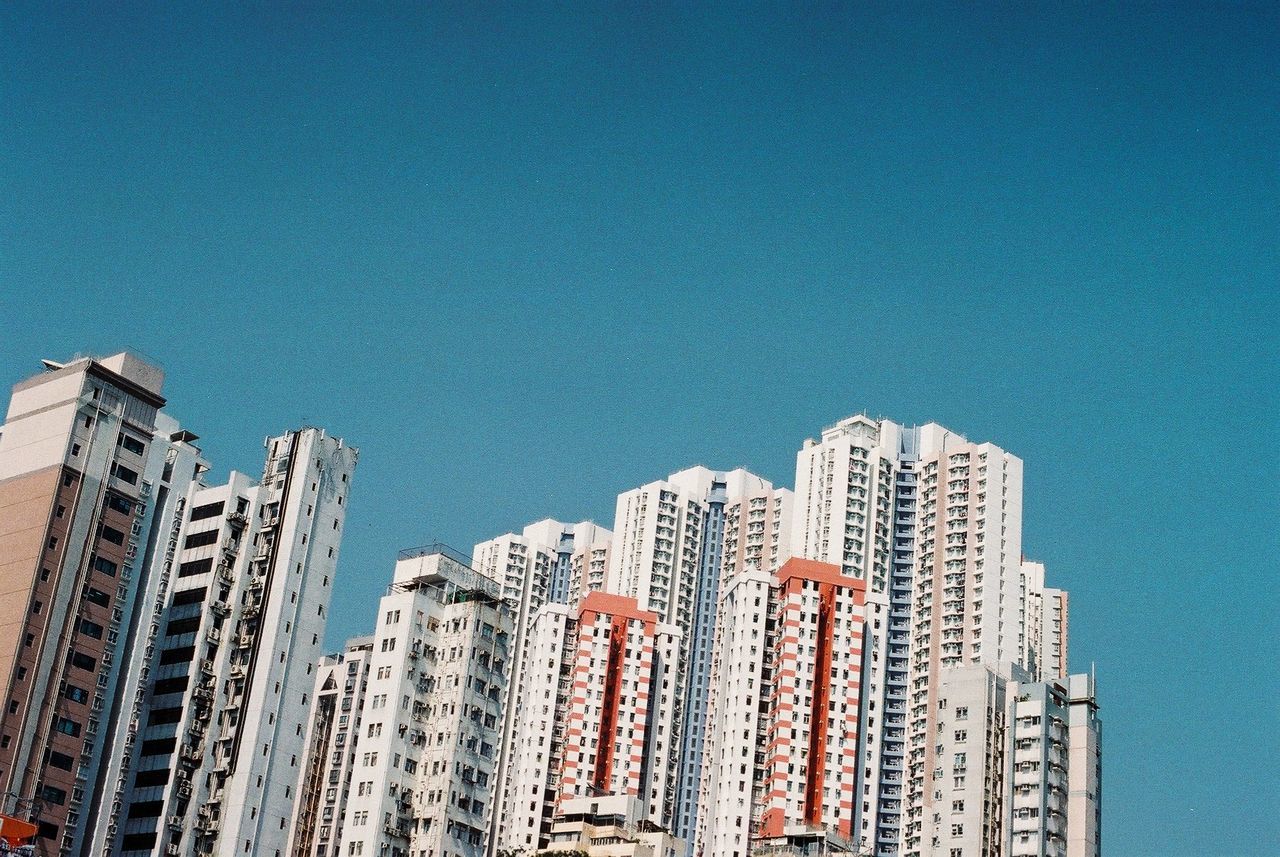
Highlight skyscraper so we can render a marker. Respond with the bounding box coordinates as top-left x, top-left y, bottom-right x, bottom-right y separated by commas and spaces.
557, 592, 682, 834
606, 466, 784, 844
1022, 561, 1069, 682
0, 353, 203, 855
473, 520, 611, 854
285, 636, 374, 857
495, 603, 576, 854
111, 428, 357, 857
694, 559, 867, 857
792, 415, 923, 854
337, 546, 510, 857
792, 414, 1078, 857
1004, 673, 1101, 857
